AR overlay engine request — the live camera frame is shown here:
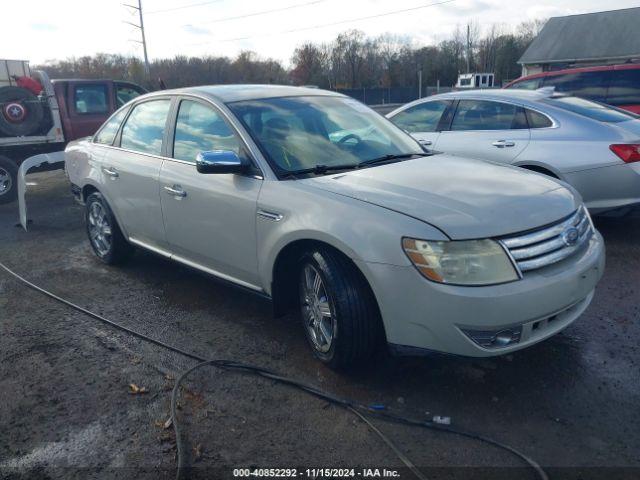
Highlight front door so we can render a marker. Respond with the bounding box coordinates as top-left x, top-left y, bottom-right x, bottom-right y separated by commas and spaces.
159, 98, 262, 288
435, 99, 530, 164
